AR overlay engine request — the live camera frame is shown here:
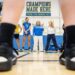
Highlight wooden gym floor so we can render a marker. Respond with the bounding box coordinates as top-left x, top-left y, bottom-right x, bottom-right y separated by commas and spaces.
0, 51, 75, 75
